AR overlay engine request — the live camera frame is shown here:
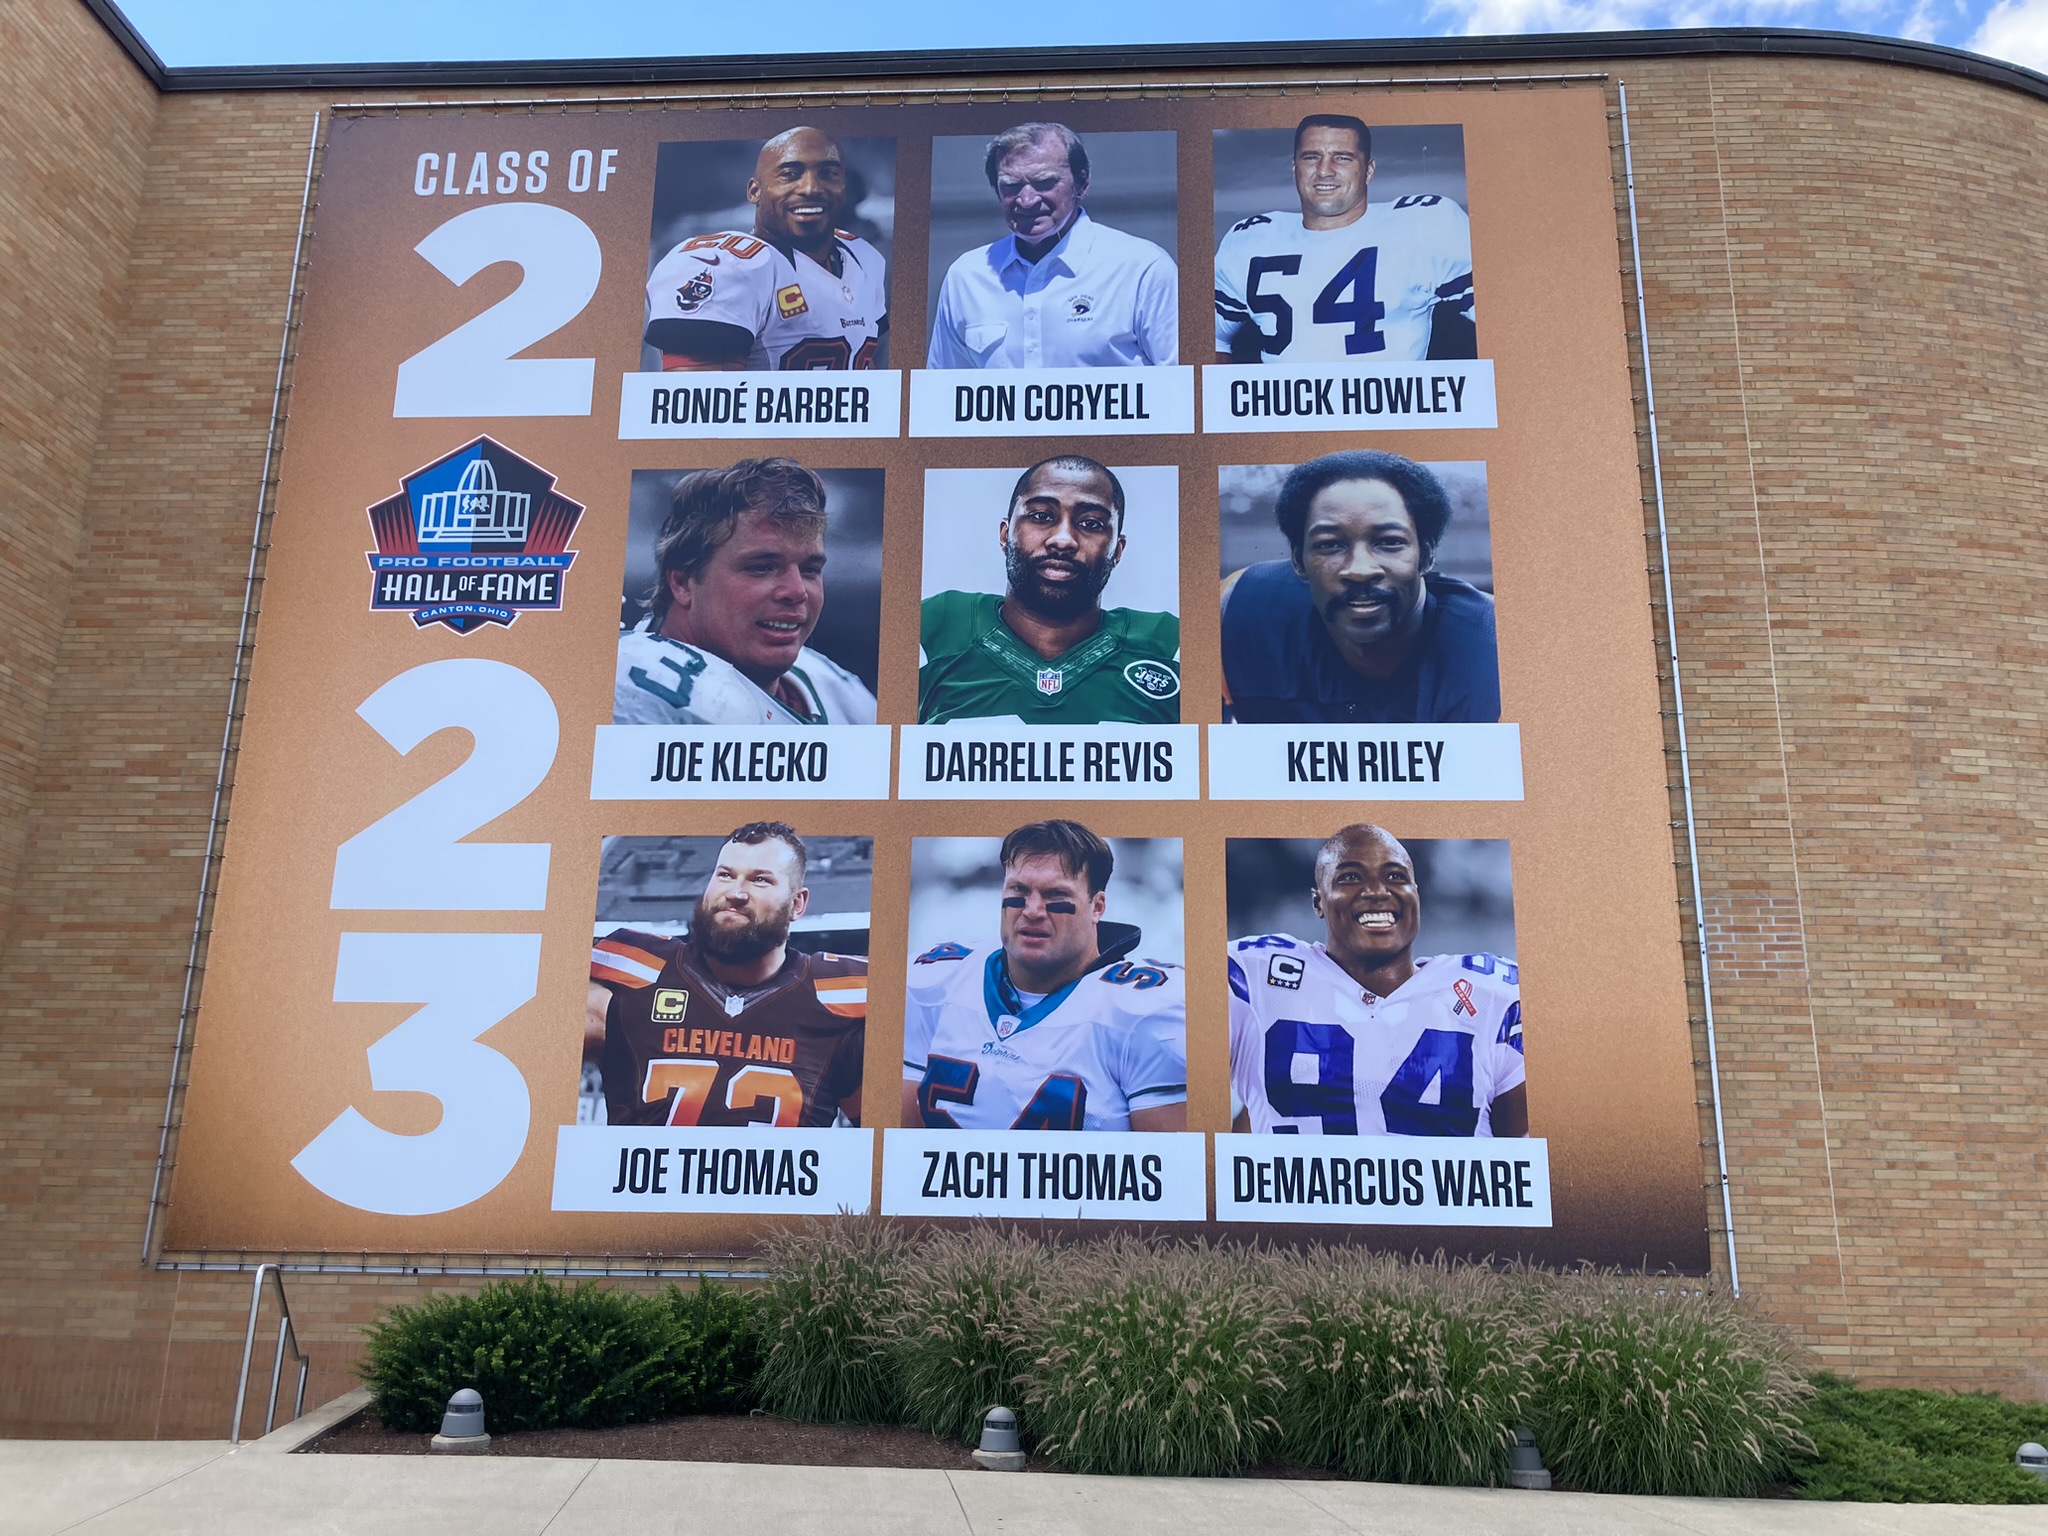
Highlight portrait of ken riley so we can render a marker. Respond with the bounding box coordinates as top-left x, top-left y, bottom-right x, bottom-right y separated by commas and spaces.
1219, 454, 1499, 724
